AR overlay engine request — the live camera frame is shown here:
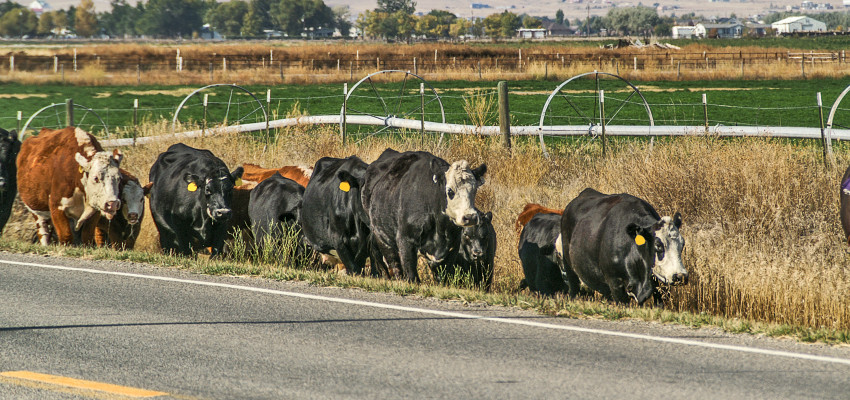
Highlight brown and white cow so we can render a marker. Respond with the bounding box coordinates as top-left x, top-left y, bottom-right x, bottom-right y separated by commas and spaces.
18, 127, 123, 245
